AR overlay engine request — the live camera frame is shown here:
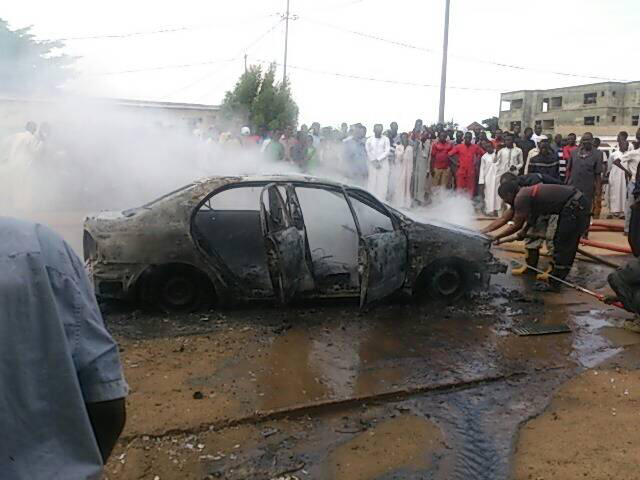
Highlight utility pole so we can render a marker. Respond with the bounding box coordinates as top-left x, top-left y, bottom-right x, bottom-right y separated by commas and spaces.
244, 53, 248, 73
438, 0, 451, 123
283, 0, 290, 85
